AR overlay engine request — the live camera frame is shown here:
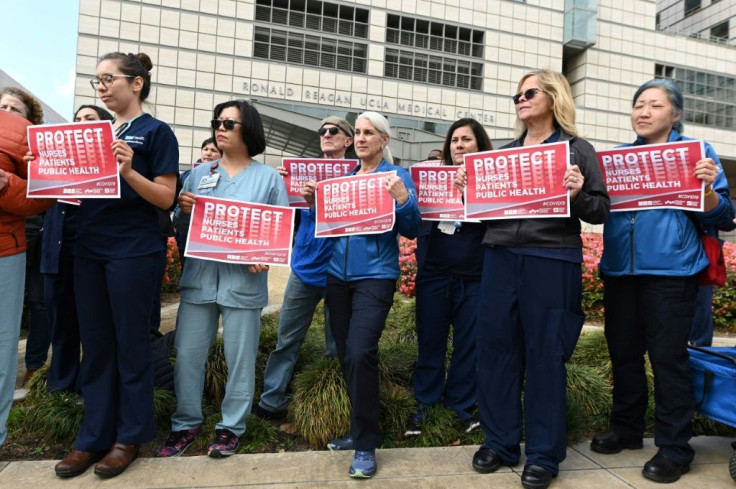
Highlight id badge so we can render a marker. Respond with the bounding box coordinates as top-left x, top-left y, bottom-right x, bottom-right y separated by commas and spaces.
437, 221, 456, 235
198, 173, 220, 189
